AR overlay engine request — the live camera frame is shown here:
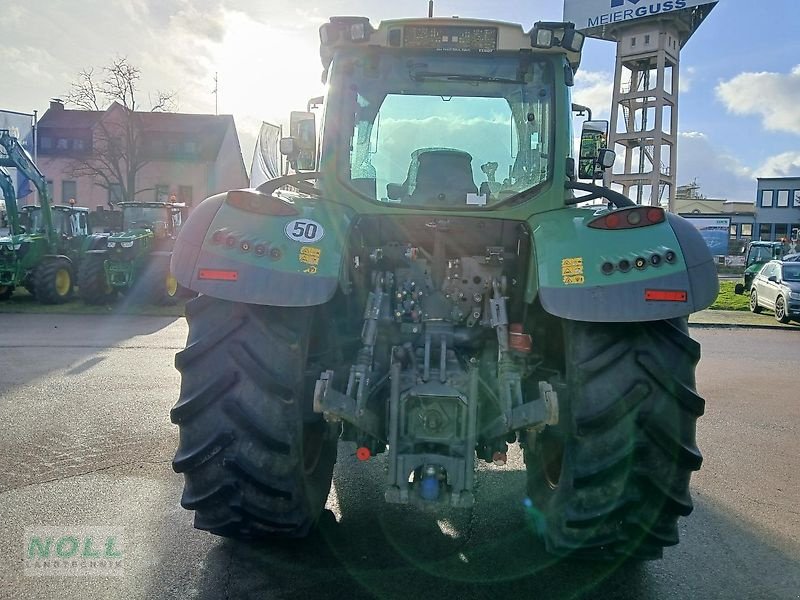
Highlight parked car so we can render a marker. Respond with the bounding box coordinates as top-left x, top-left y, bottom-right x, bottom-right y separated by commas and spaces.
783, 253, 800, 262
749, 260, 800, 323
